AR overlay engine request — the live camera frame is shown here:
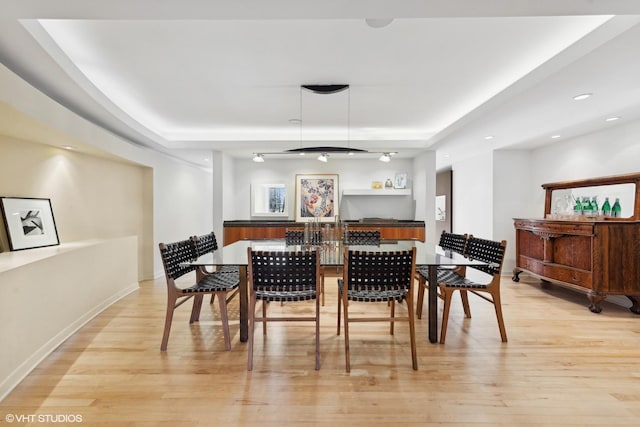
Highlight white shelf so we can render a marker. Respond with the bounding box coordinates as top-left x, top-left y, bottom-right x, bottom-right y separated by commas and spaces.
342, 188, 411, 196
